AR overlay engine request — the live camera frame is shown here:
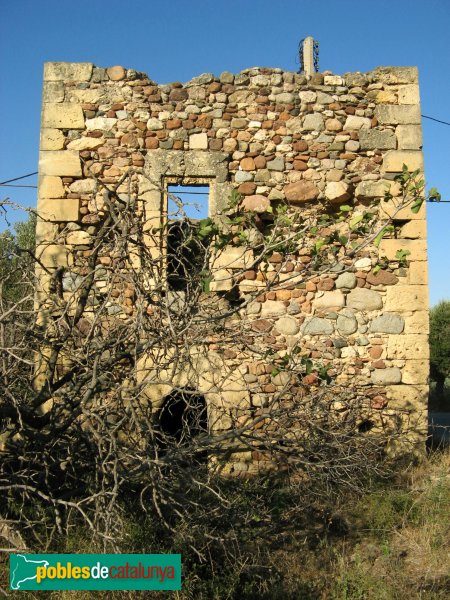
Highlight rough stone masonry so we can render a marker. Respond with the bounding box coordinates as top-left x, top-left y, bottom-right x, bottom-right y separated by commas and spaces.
35, 61, 429, 472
